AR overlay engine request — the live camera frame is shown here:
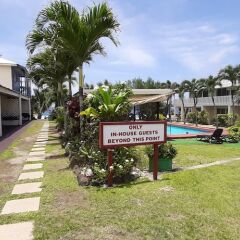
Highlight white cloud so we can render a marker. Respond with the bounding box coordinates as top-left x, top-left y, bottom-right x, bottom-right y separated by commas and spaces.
109, 45, 155, 67
151, 22, 240, 72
